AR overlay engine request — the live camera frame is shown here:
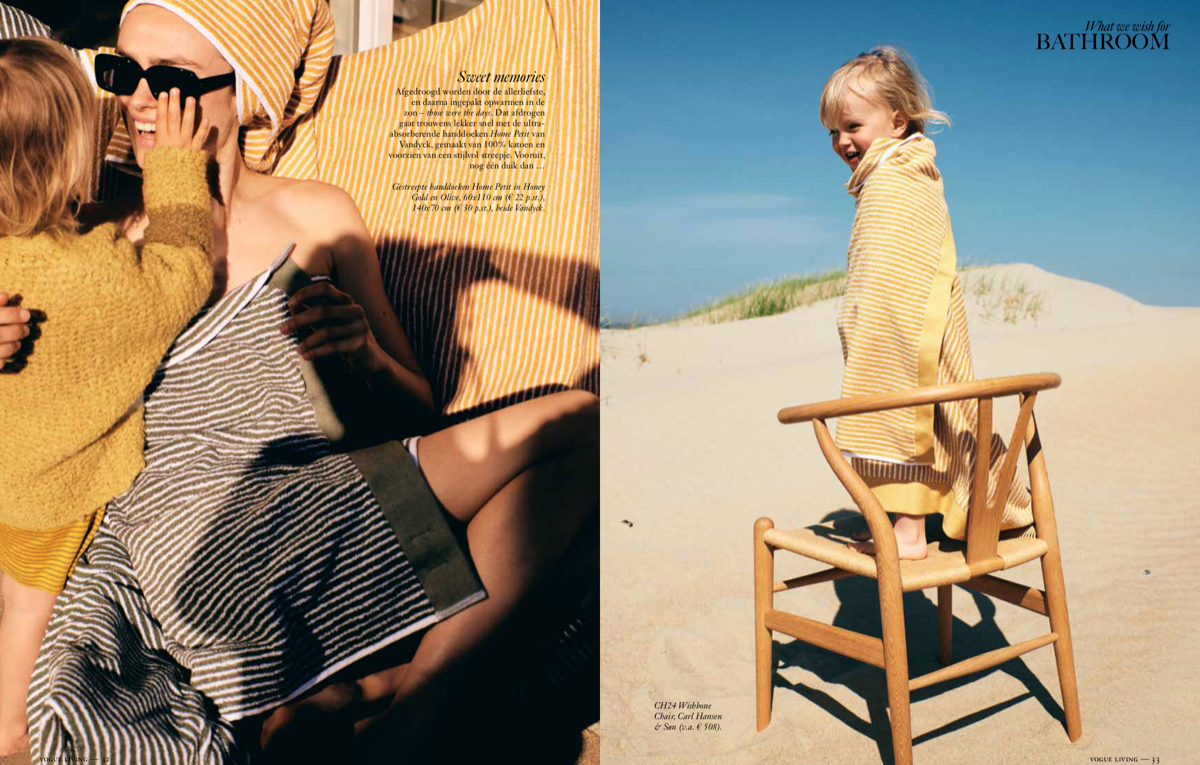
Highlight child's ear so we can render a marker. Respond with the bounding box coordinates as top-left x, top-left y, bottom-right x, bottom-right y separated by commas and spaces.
891, 110, 909, 138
